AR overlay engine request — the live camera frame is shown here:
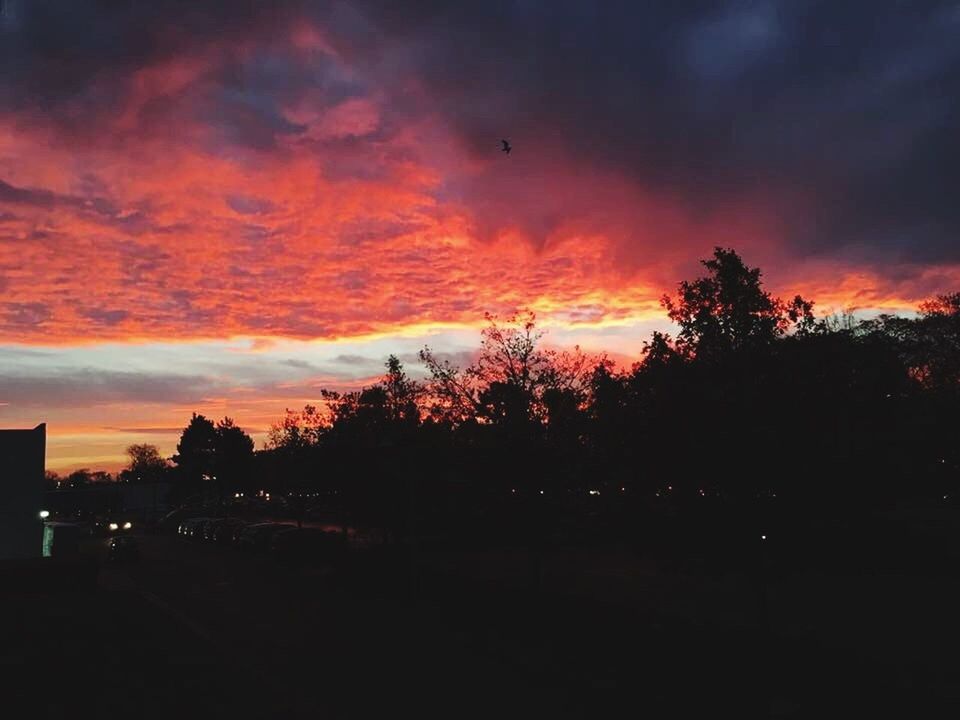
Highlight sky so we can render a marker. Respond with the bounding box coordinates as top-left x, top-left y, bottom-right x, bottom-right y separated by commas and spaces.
1, 1, 959, 471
